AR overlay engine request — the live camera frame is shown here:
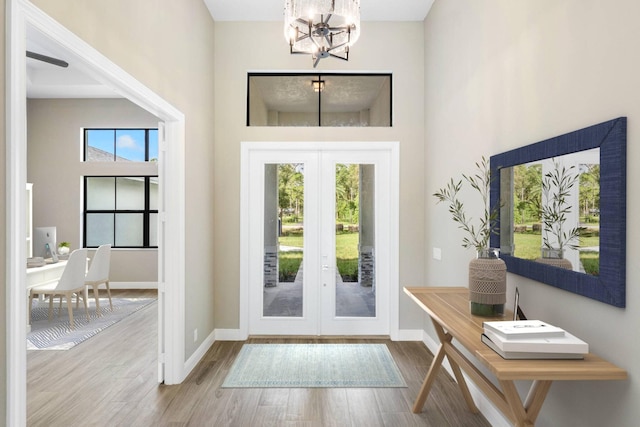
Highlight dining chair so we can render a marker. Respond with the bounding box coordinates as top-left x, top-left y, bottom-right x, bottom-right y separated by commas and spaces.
84, 244, 112, 315
29, 248, 89, 329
